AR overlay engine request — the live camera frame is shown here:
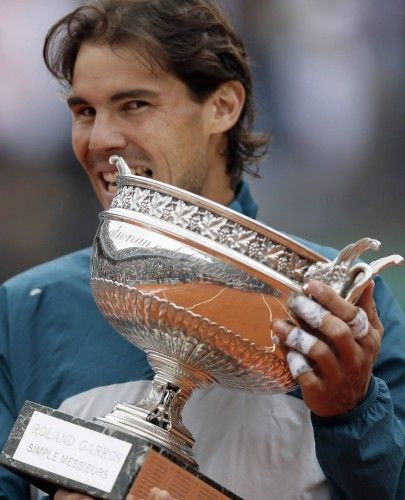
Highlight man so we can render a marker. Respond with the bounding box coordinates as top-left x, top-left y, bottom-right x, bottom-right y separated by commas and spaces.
1, 1, 404, 499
